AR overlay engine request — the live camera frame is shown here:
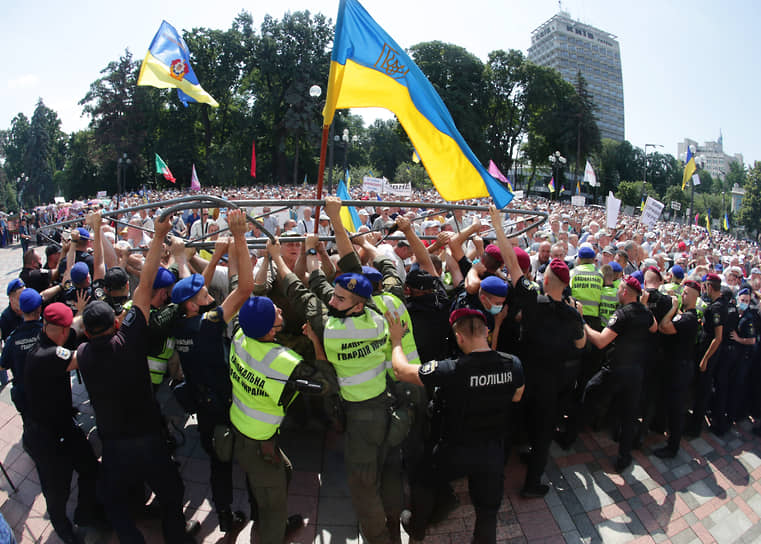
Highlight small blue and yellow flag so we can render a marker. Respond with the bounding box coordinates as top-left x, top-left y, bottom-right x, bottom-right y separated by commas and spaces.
682, 146, 696, 190
640, 195, 646, 212
337, 177, 361, 233
723, 212, 729, 231
138, 21, 219, 107
706, 210, 712, 236
322, 0, 512, 208
576, 180, 581, 194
